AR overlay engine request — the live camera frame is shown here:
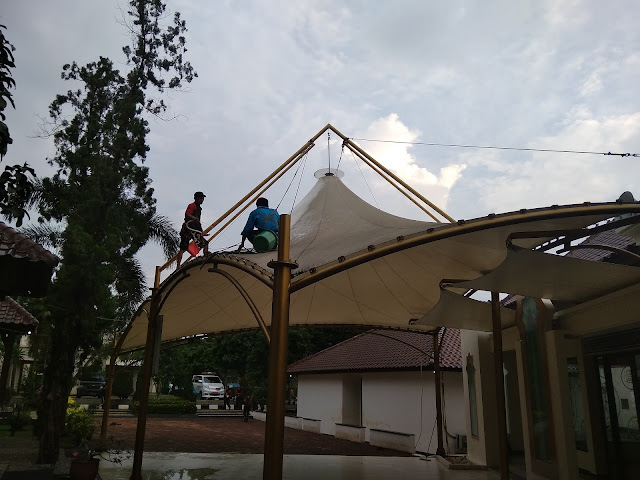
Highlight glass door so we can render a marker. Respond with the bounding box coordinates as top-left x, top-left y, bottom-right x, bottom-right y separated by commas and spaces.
597, 353, 640, 479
